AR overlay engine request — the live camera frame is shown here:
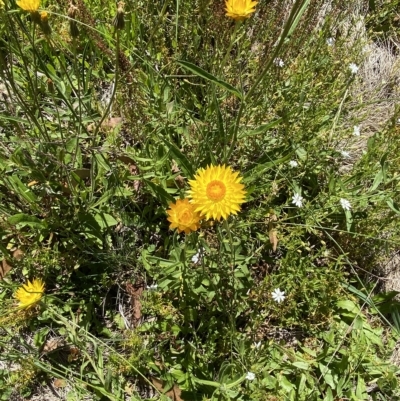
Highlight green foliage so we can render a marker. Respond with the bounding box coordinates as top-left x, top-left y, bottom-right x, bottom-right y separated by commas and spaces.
0, 0, 399, 399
